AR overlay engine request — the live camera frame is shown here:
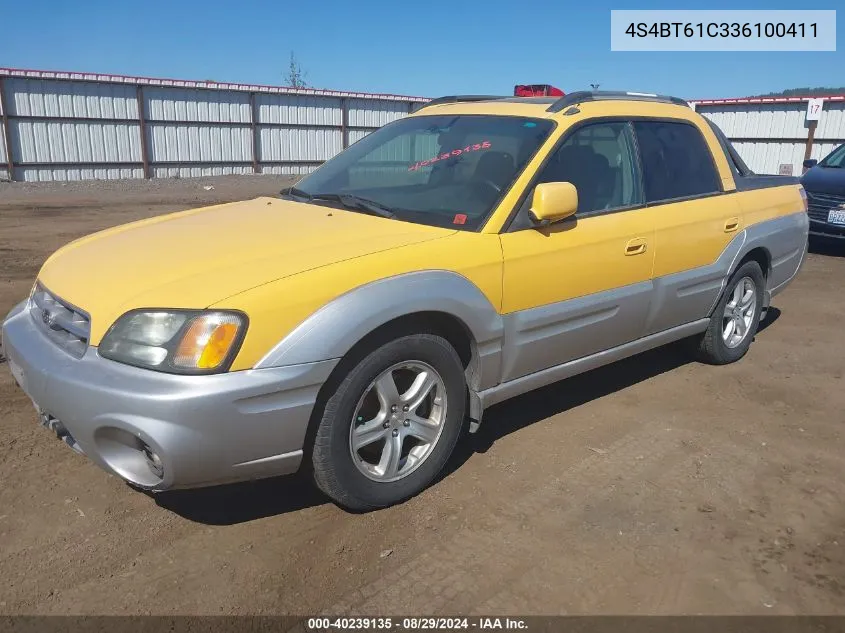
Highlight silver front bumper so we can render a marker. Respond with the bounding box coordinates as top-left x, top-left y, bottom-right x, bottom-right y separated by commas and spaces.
2, 300, 336, 490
